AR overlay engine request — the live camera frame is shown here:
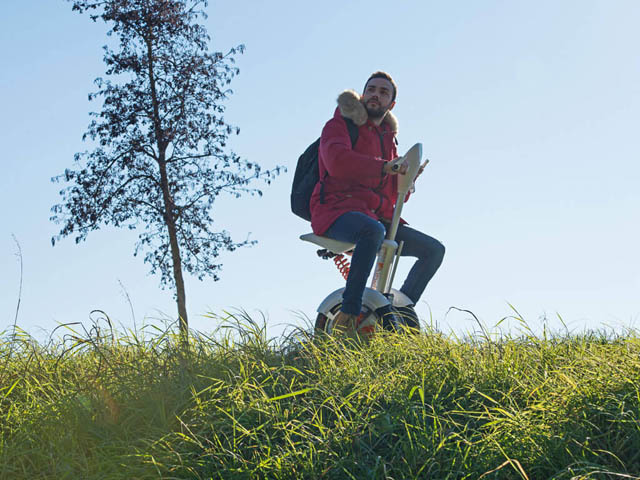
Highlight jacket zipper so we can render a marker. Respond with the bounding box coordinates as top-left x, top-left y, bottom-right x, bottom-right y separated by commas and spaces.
373, 128, 387, 213
374, 190, 384, 214
374, 129, 385, 213
378, 131, 386, 159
